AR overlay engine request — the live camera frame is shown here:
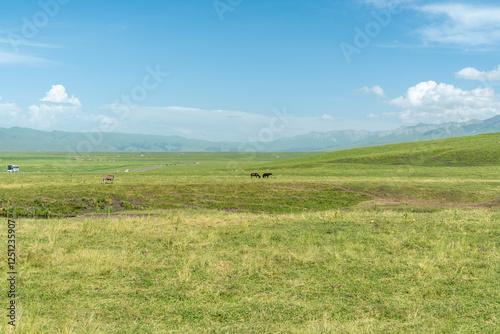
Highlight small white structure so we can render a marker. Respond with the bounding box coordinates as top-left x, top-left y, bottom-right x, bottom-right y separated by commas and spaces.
7, 165, 19, 172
